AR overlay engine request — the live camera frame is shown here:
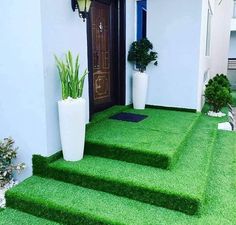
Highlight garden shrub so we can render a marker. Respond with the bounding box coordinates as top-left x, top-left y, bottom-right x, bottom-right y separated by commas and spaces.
205, 74, 232, 112
128, 38, 158, 72
207, 74, 231, 92
0, 138, 25, 187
